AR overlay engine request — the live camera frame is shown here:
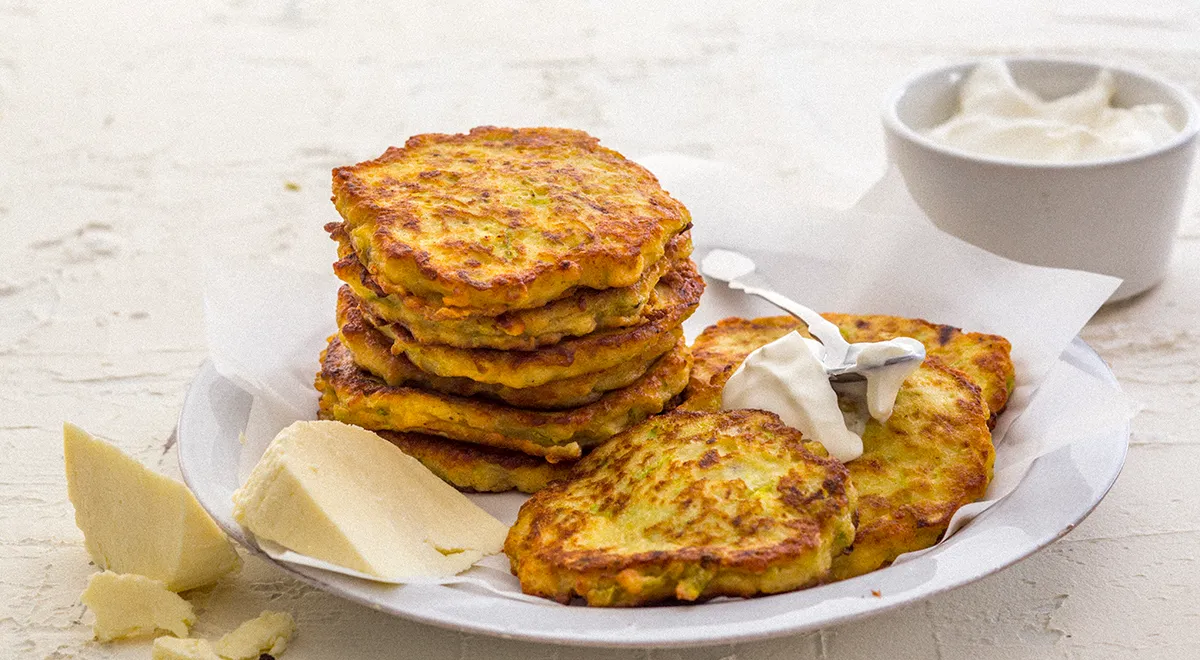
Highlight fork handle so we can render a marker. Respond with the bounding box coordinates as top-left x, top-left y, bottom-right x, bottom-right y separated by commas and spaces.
727, 281, 851, 365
